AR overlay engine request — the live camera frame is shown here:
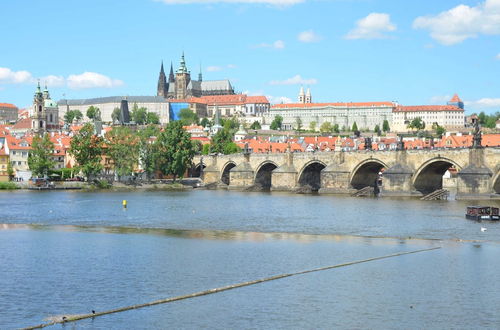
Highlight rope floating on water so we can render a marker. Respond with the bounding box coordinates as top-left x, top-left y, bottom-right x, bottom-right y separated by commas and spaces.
22, 246, 441, 329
